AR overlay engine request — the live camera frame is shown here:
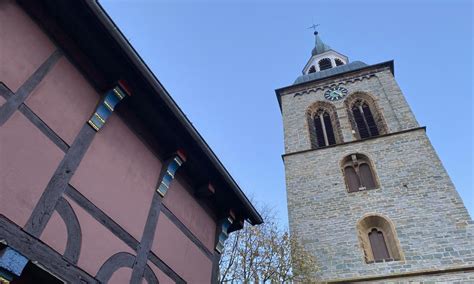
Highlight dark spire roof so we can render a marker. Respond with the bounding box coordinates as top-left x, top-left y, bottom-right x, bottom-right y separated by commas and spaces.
311, 31, 331, 56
